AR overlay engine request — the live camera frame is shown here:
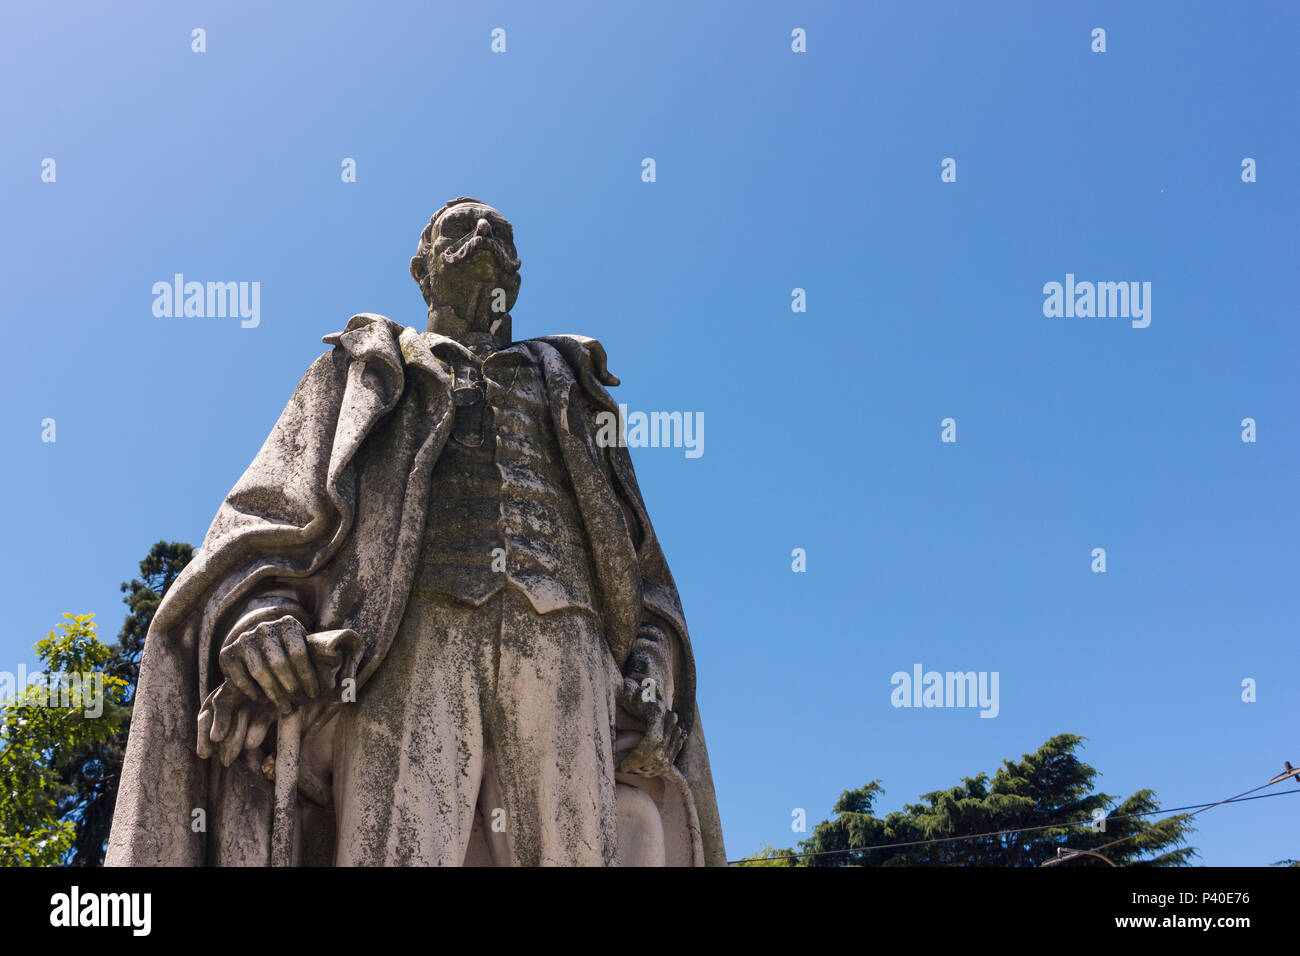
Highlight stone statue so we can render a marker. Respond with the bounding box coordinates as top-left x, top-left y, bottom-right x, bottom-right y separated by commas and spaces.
105, 198, 725, 866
